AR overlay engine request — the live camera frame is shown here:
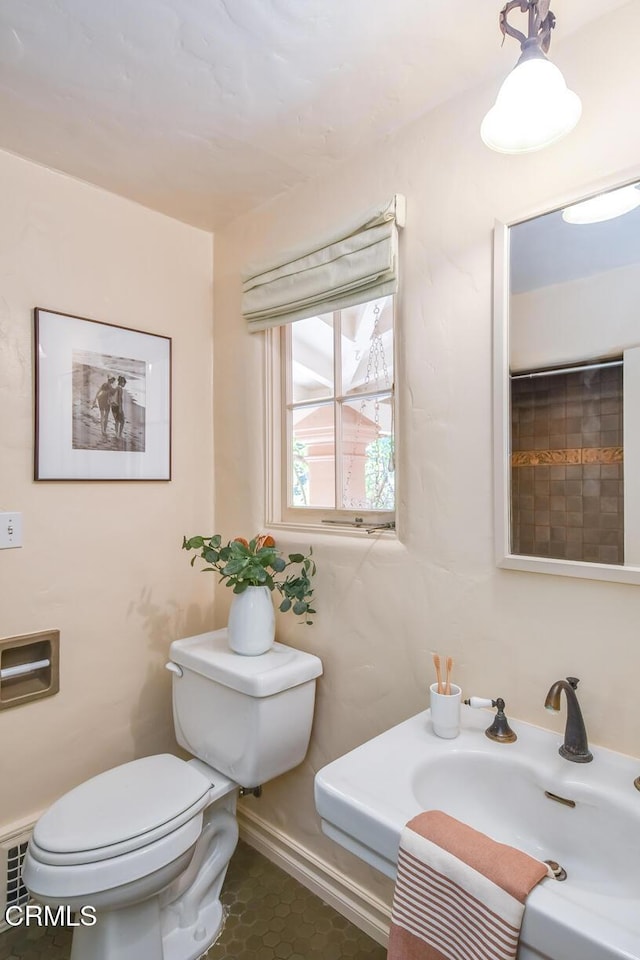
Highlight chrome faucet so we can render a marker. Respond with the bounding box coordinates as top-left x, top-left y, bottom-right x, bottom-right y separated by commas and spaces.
544, 677, 593, 763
